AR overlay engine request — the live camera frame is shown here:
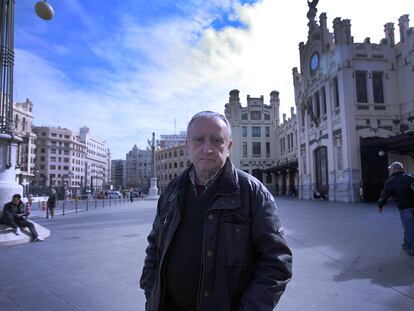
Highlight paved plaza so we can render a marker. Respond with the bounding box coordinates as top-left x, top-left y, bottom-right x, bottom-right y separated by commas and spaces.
0, 198, 413, 311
